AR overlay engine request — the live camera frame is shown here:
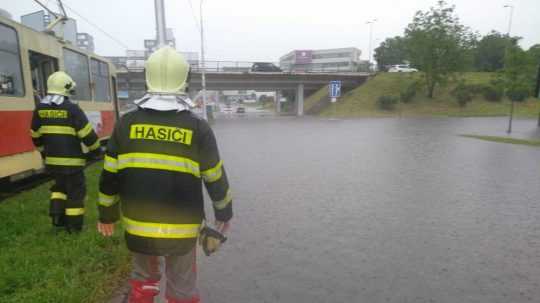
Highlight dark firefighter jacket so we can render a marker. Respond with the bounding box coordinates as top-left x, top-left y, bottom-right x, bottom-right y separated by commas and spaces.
30, 97, 100, 174
98, 108, 233, 256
